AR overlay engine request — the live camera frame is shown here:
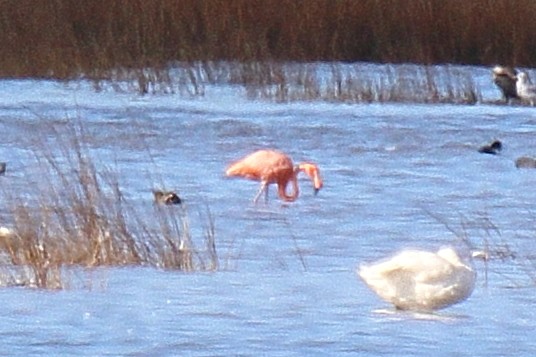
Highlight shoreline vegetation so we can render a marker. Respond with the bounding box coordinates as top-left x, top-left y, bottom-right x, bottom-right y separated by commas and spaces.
91, 62, 484, 104
1, 1, 536, 103
0, 124, 218, 289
